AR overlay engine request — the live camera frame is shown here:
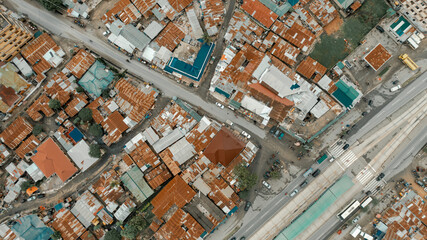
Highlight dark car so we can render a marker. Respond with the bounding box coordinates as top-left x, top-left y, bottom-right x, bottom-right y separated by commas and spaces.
300, 180, 308, 188
230, 237, 236, 240
312, 169, 321, 177
343, 144, 350, 150
362, 112, 368, 116
376, 173, 385, 181
368, 100, 373, 106
376, 26, 385, 33
270, 126, 277, 134
244, 201, 251, 211
240, 237, 246, 240
37, 194, 46, 199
